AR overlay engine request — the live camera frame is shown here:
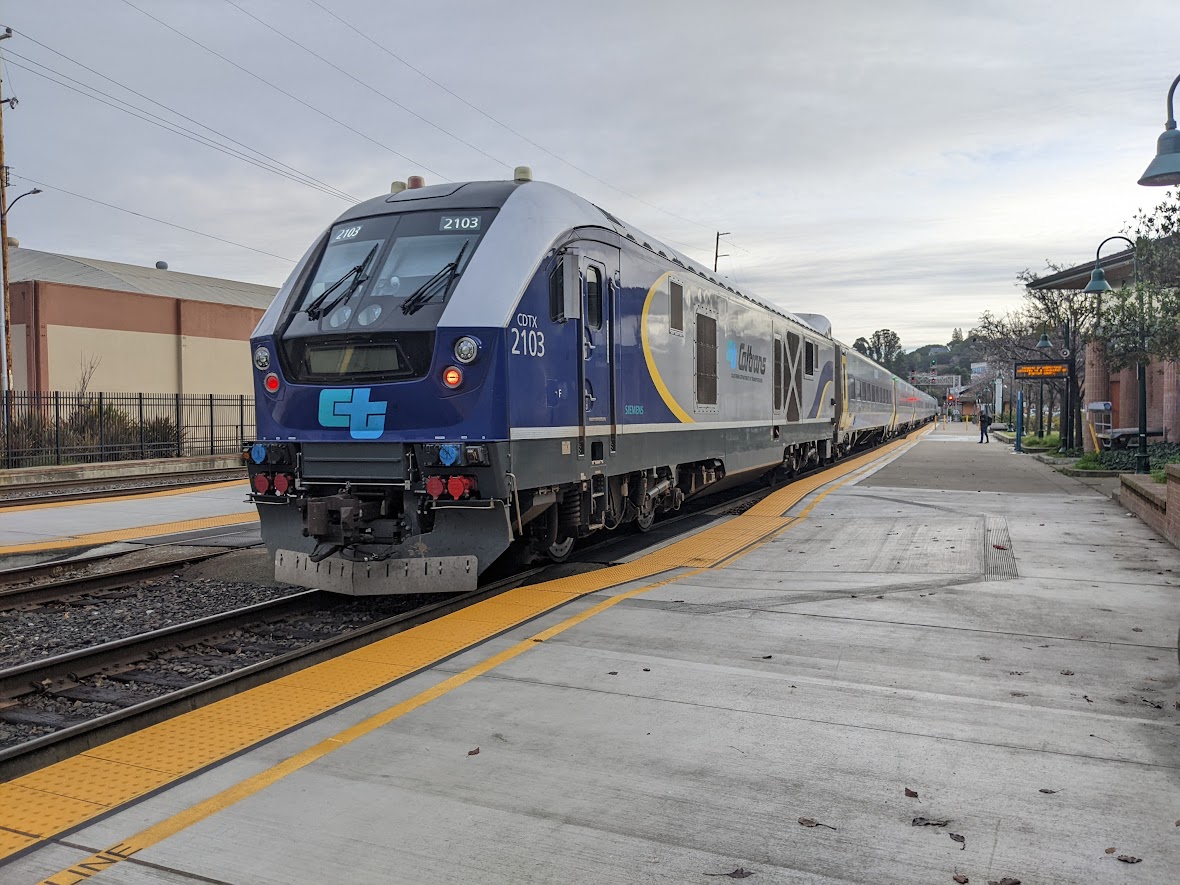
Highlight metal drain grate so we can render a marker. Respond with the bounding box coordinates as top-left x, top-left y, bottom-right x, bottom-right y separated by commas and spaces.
985, 517, 1018, 580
